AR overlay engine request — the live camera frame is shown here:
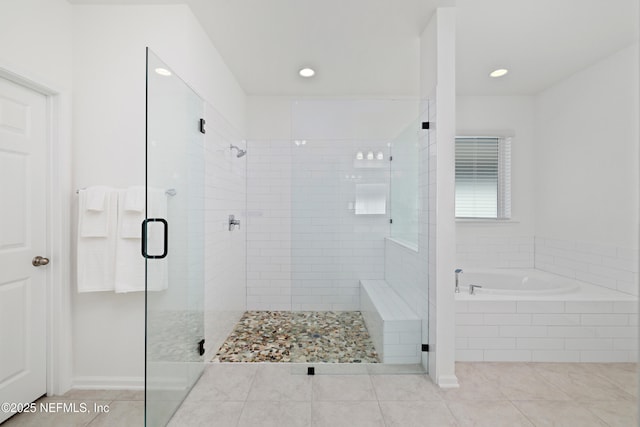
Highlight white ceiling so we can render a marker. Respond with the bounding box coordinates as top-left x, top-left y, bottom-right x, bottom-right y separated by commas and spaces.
456, 0, 639, 95
187, 0, 449, 96
69, 0, 639, 96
